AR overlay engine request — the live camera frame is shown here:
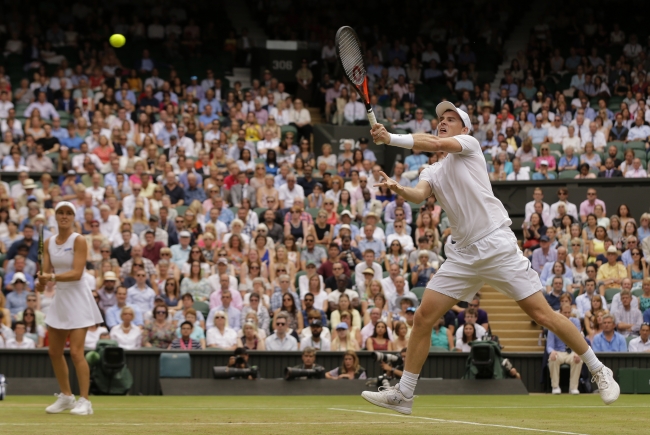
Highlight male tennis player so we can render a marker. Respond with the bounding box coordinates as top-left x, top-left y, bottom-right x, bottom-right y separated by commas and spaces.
361, 102, 619, 414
